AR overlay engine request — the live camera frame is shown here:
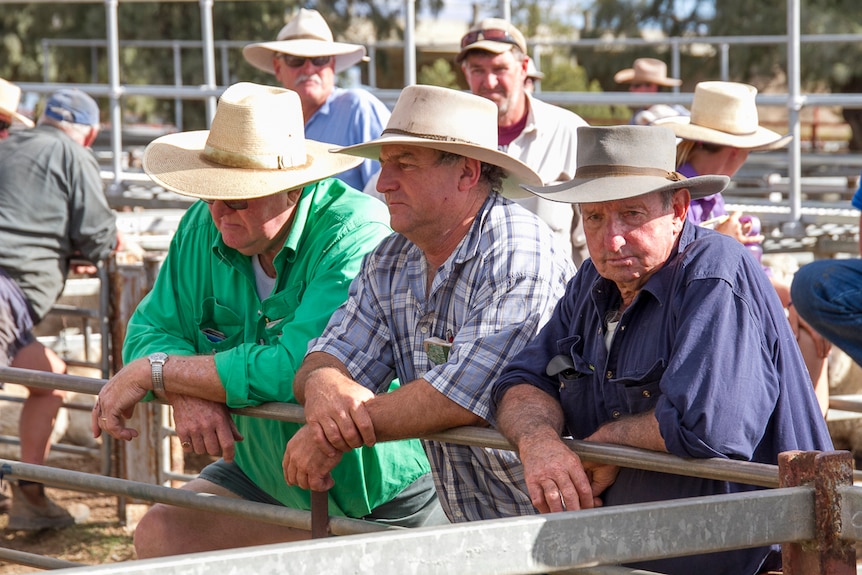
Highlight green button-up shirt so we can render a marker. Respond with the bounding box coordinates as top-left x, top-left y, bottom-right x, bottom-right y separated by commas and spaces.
123, 178, 431, 517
